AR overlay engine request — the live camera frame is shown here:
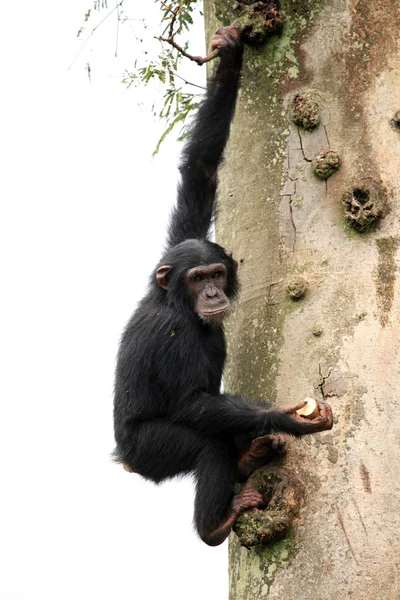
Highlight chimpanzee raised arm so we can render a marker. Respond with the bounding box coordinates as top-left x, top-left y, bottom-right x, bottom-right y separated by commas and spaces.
113, 27, 333, 547
166, 26, 243, 248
